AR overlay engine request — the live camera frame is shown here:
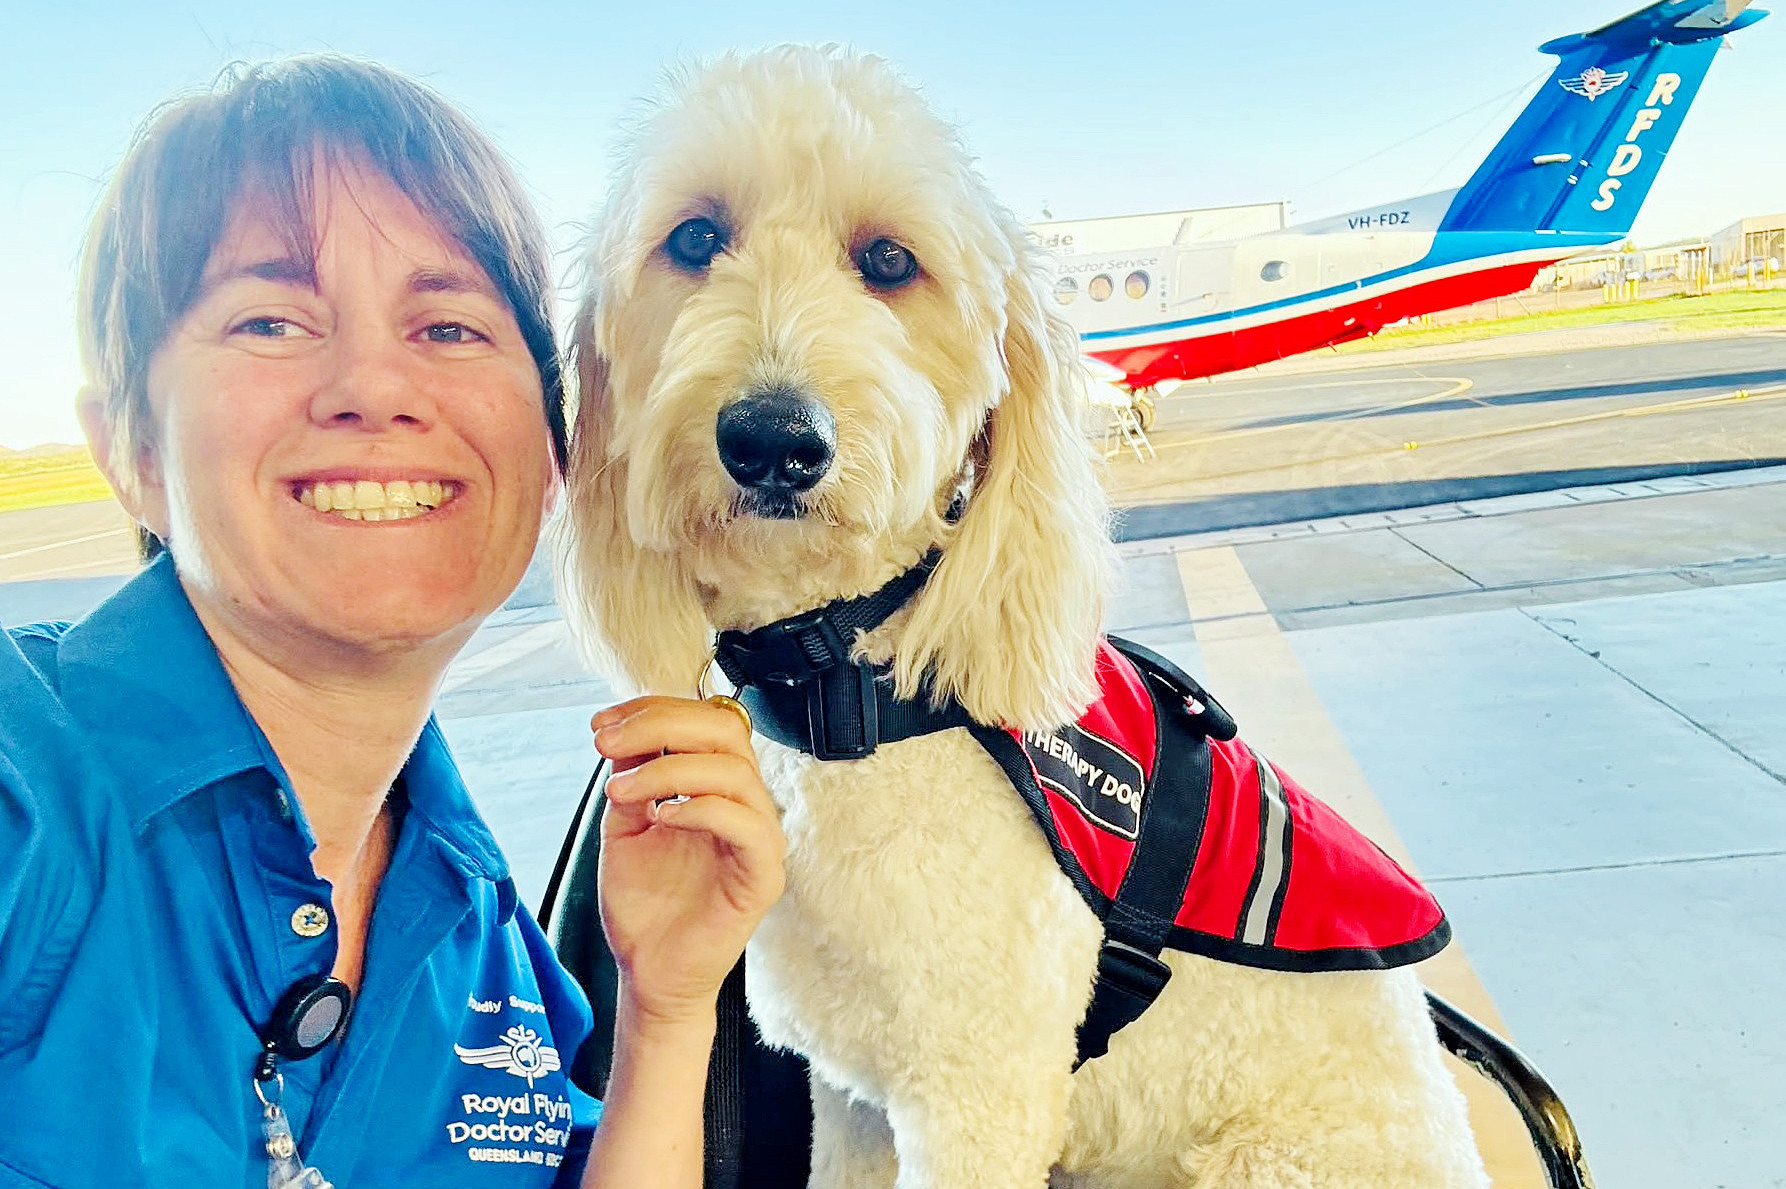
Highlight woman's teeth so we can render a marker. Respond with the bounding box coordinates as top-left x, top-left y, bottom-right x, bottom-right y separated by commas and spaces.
295, 479, 450, 521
